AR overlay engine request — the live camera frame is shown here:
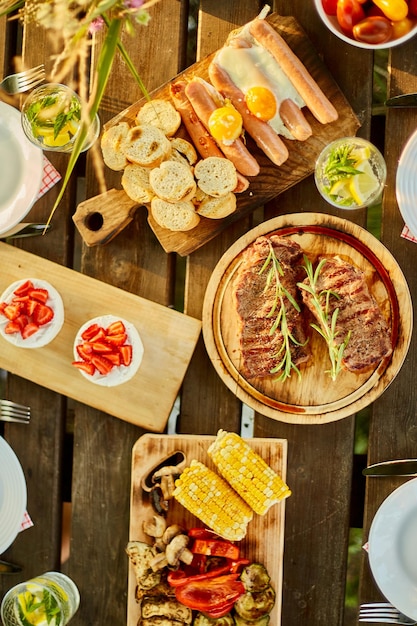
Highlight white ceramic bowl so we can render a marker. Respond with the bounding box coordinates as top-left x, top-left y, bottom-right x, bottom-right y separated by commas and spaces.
314, 0, 417, 49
